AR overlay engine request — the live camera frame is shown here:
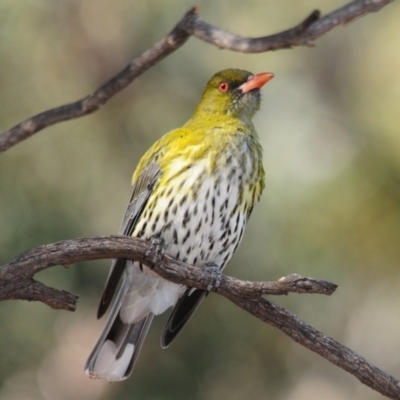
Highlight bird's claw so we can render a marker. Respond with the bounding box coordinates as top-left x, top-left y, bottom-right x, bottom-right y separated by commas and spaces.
205, 263, 222, 291
146, 237, 166, 267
